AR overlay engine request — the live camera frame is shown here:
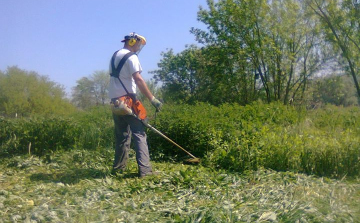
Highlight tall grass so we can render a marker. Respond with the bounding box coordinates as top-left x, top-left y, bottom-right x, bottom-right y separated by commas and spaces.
1, 103, 359, 178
